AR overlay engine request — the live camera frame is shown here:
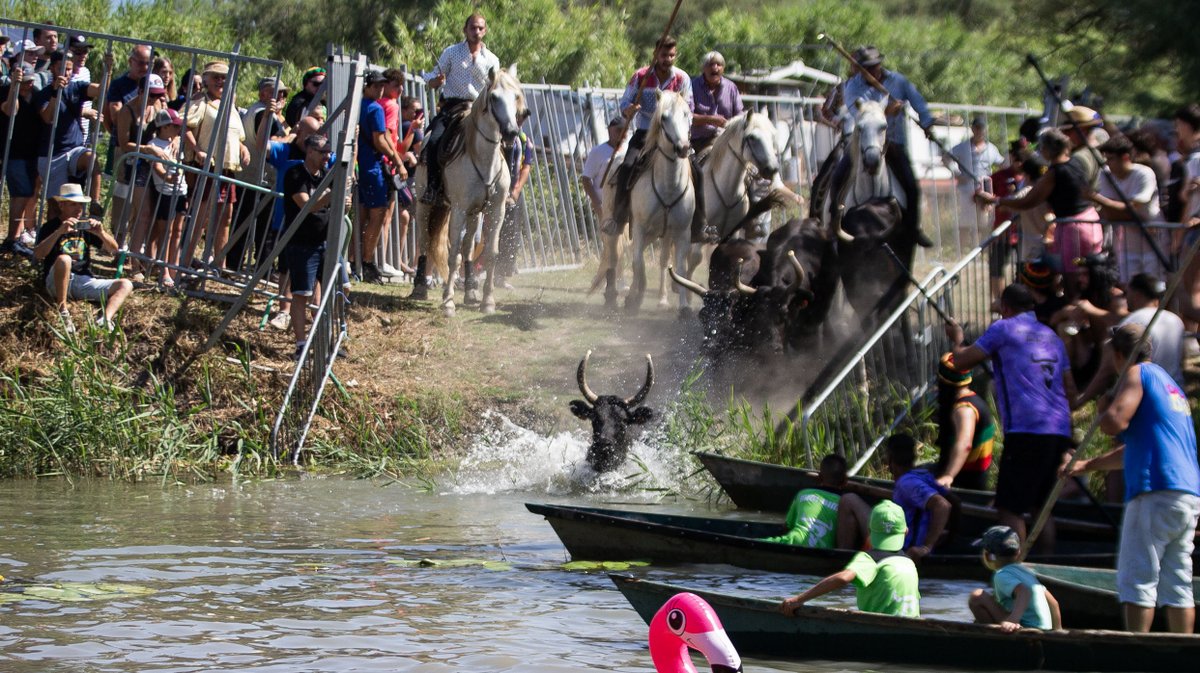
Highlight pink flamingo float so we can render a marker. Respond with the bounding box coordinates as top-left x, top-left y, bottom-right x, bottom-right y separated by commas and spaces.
649, 592, 743, 673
